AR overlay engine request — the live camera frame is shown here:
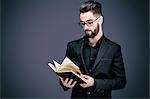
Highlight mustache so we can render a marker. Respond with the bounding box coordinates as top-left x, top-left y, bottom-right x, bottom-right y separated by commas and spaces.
85, 30, 92, 32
